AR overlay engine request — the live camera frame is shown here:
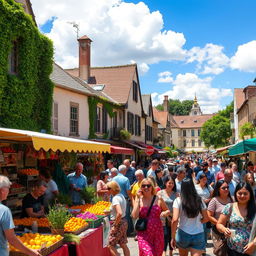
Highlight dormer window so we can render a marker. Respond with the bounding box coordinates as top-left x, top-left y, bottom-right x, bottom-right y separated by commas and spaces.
181, 120, 184, 124
8, 41, 18, 74
194, 120, 198, 123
